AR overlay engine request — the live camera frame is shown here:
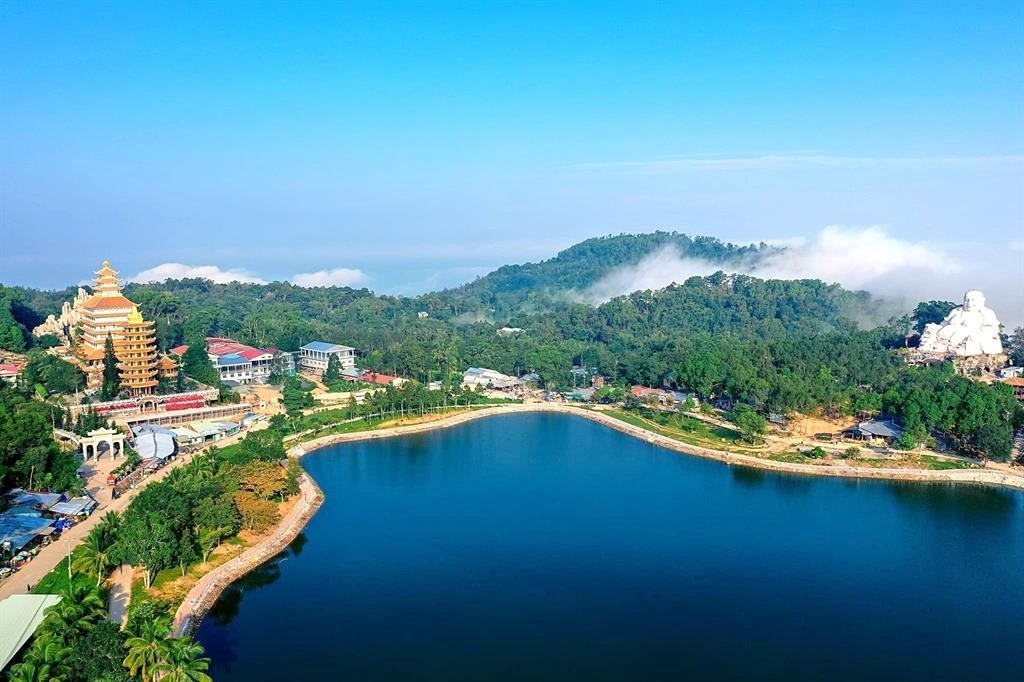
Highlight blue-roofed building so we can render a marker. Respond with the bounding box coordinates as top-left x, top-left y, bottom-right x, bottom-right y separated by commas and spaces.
216, 353, 254, 383
299, 341, 356, 376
